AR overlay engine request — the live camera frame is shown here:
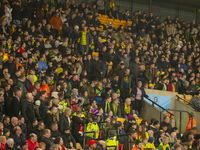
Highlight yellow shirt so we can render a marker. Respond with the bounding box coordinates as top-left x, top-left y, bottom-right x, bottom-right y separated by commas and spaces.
81, 31, 87, 45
